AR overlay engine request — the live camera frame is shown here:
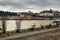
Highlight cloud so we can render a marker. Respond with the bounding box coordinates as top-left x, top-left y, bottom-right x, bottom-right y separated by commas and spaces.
0, 0, 59, 12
